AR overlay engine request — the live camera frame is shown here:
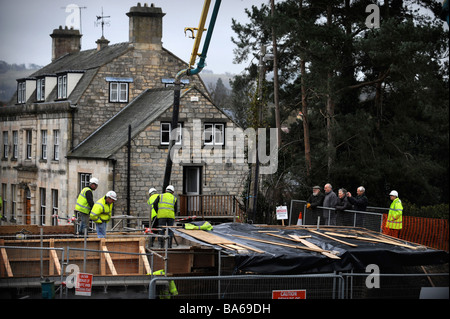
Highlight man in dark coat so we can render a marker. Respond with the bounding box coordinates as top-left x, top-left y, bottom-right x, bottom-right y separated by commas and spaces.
347, 186, 369, 227
306, 186, 324, 224
336, 188, 352, 225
